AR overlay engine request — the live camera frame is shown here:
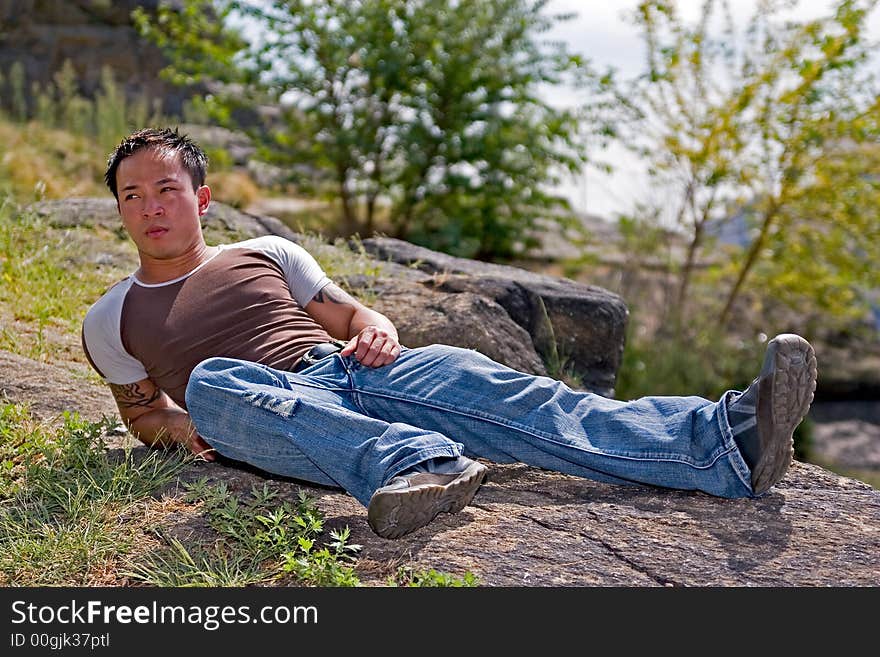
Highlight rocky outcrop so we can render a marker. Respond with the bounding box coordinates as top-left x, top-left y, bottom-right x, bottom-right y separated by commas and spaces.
2, 349, 878, 587
8, 197, 877, 587
34, 198, 628, 395
0, 1, 187, 114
